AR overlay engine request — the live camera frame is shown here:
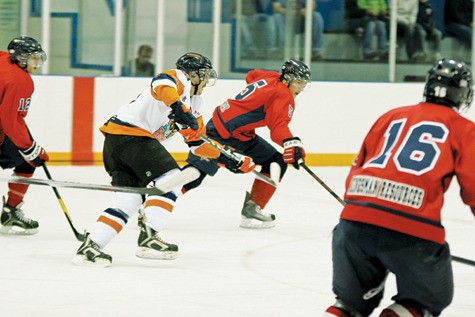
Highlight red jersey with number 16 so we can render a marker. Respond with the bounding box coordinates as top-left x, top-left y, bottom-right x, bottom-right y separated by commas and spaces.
341, 102, 475, 244
211, 69, 295, 146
